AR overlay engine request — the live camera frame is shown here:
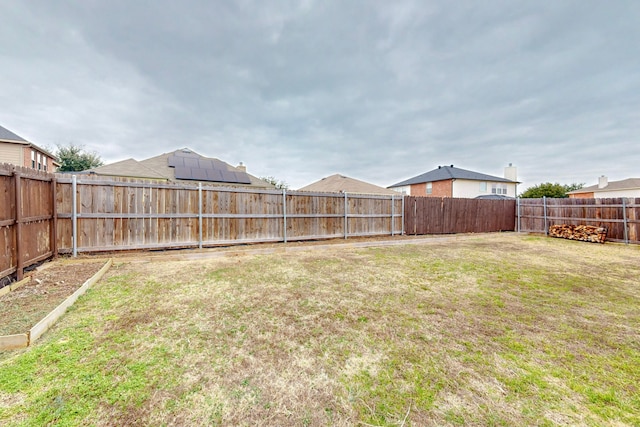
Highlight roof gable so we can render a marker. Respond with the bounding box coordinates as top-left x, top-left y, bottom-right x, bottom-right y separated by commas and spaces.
390, 165, 515, 187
